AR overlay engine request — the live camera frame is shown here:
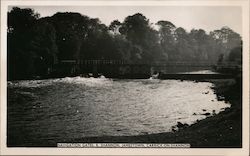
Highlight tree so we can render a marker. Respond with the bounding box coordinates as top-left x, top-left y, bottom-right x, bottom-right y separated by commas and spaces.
7, 7, 40, 79
156, 21, 176, 61
120, 13, 150, 44
210, 27, 241, 57
109, 20, 122, 35
228, 46, 242, 63
29, 19, 58, 76
120, 13, 160, 63
174, 27, 193, 61
49, 12, 91, 61
189, 29, 209, 61
8, 7, 39, 33
217, 54, 224, 64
